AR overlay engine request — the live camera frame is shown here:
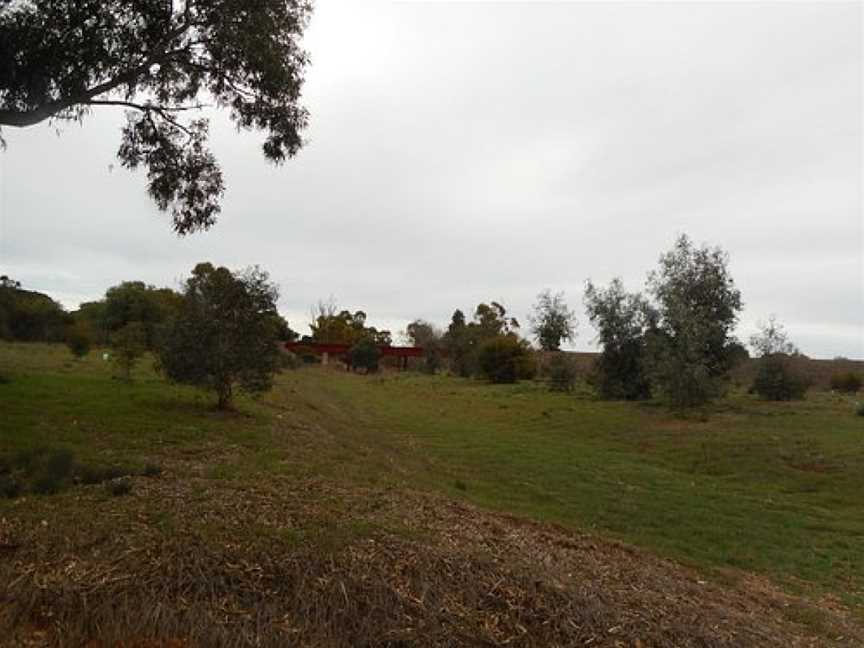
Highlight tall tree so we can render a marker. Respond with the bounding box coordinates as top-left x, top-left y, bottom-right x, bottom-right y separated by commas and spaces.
0, 0, 312, 233
529, 289, 576, 351
584, 279, 654, 400
646, 234, 743, 408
